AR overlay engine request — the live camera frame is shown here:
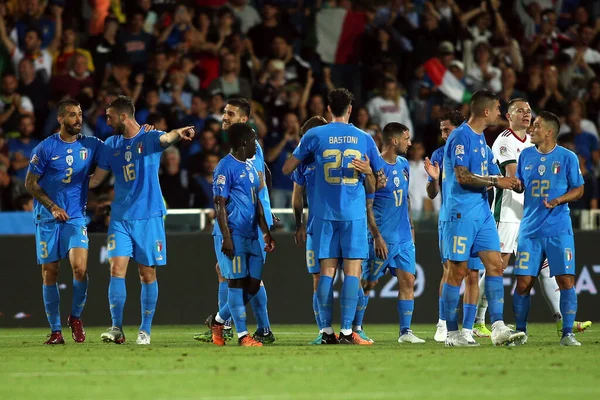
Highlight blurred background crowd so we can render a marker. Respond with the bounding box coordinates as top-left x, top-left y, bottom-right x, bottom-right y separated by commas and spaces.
0, 0, 599, 232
